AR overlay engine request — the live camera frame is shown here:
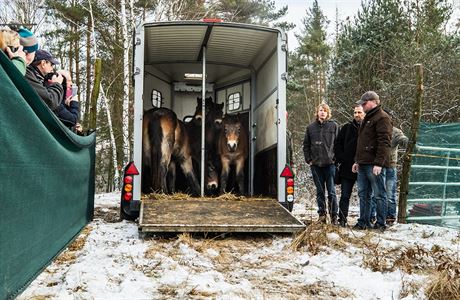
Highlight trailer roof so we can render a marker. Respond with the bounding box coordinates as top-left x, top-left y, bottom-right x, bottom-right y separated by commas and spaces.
142, 21, 281, 82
